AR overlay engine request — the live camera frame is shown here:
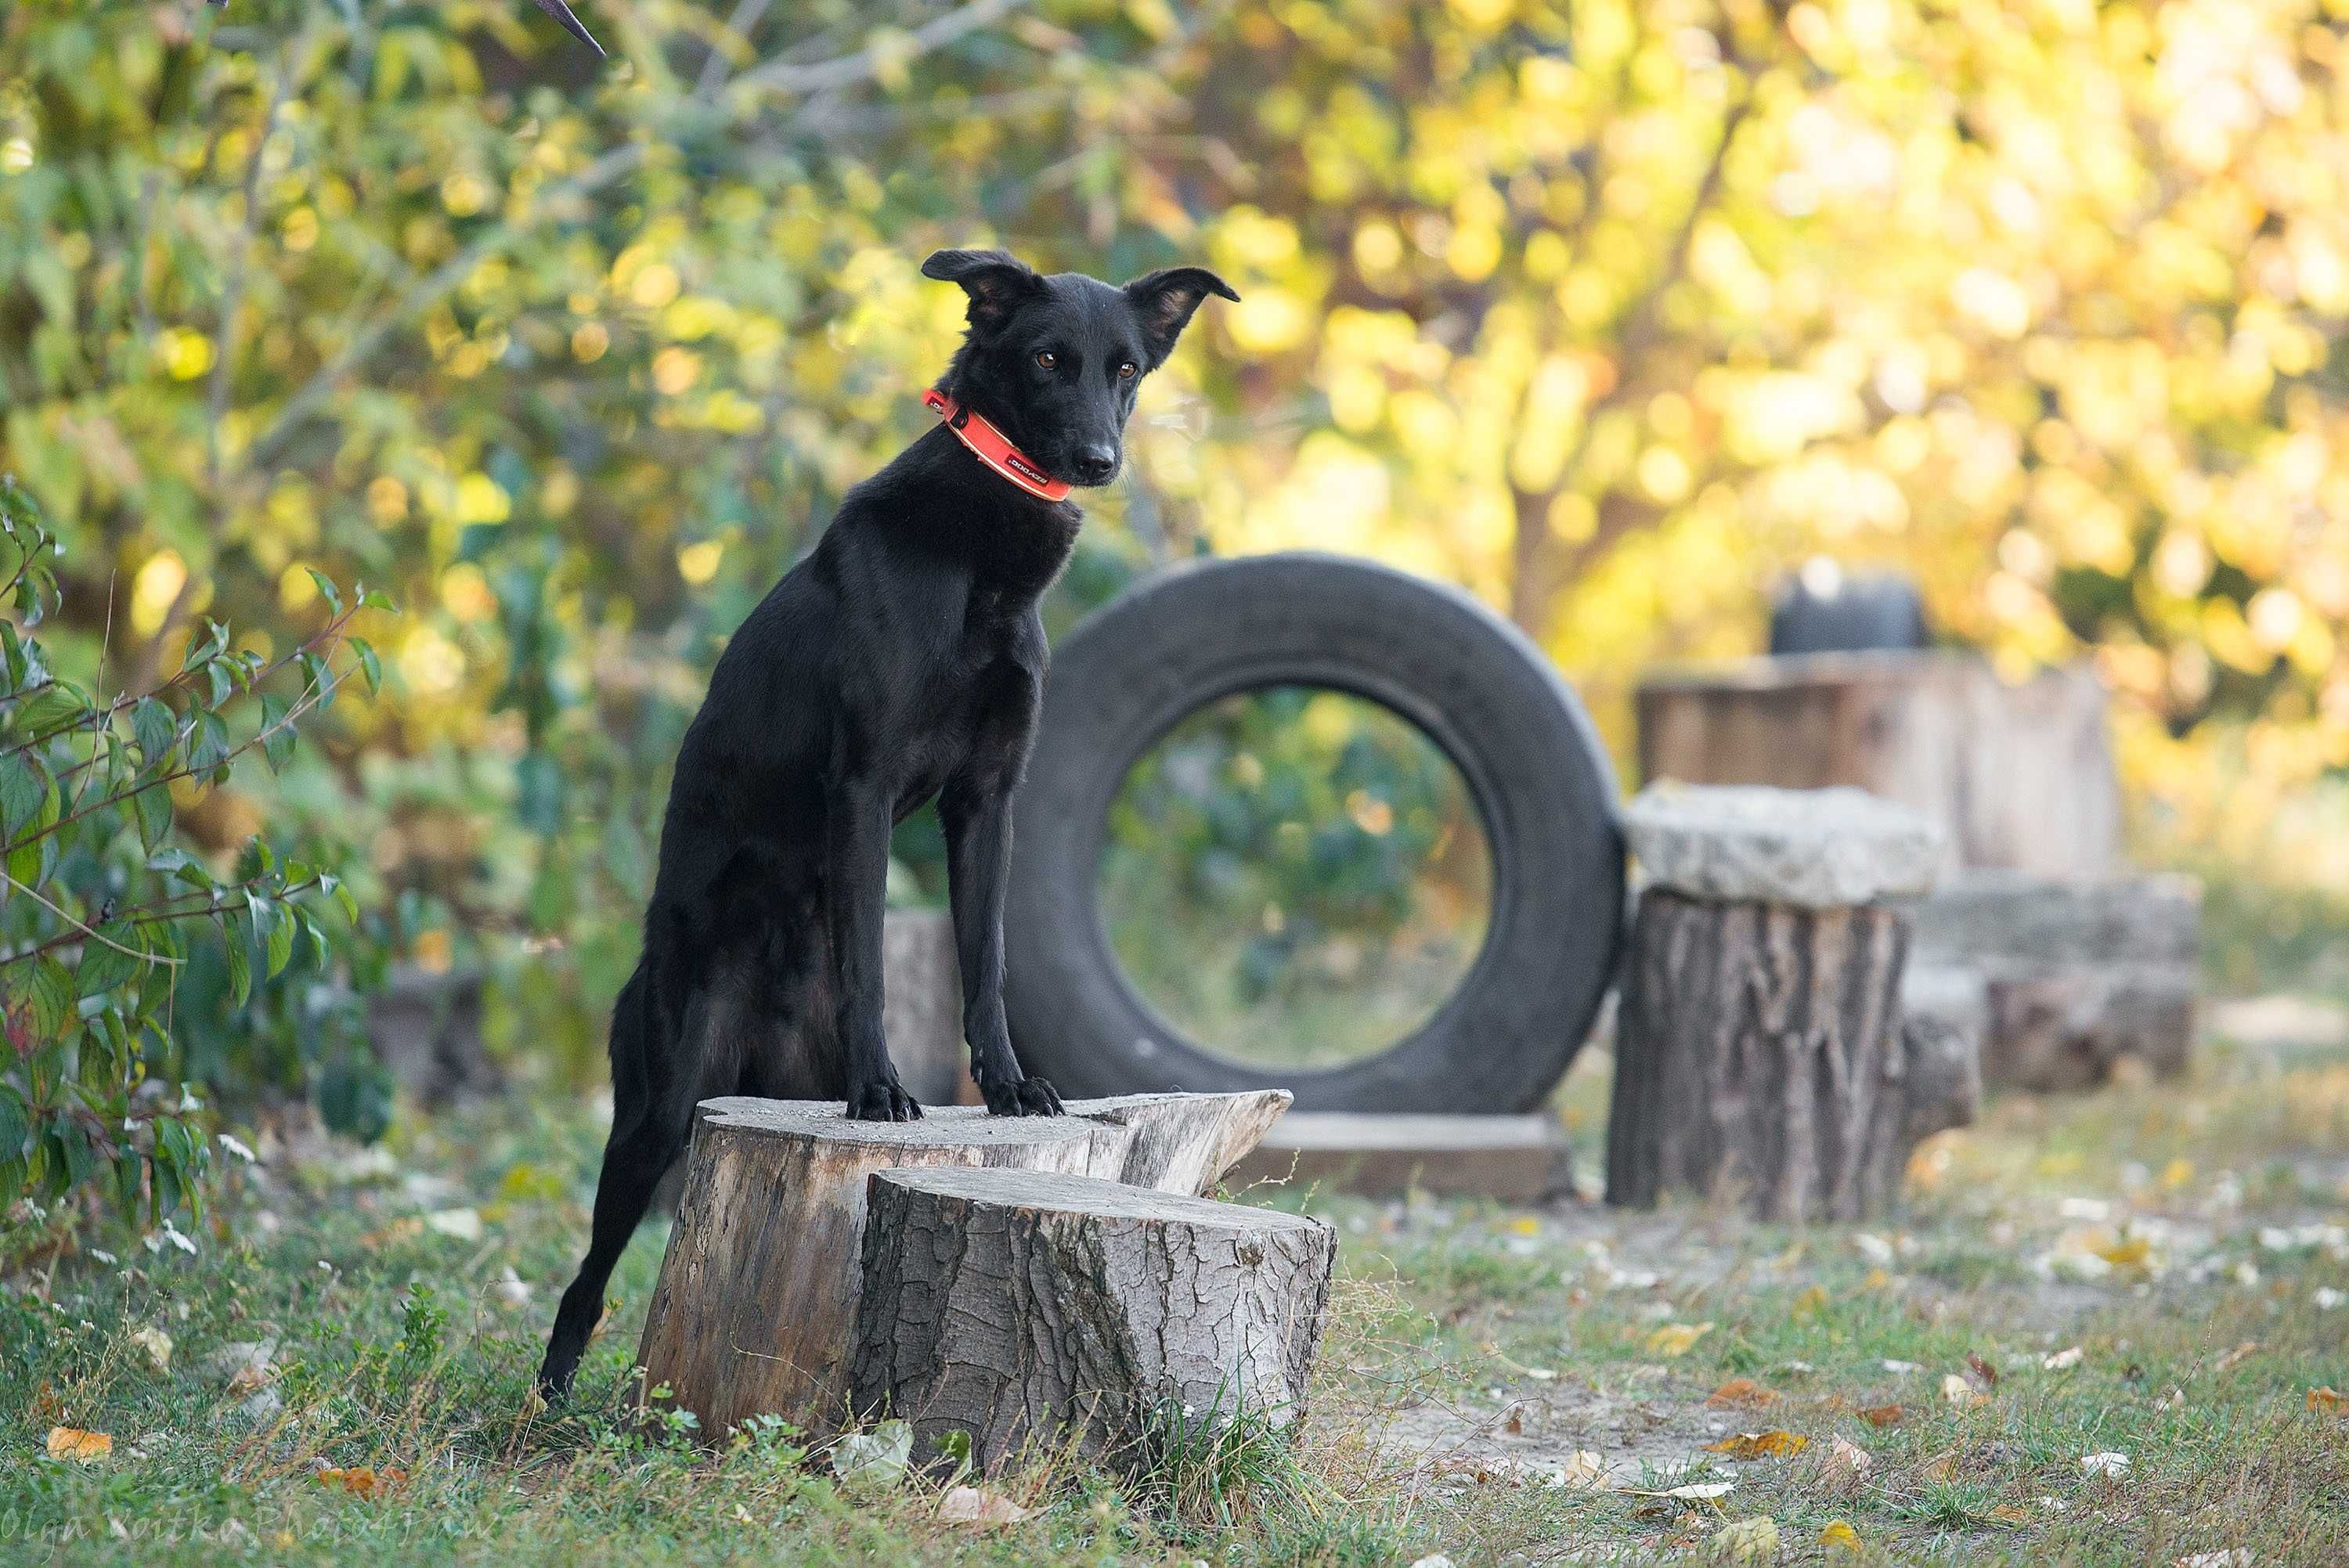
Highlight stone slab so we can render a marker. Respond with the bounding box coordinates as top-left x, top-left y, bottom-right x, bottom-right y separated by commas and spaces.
1625, 783, 1945, 908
